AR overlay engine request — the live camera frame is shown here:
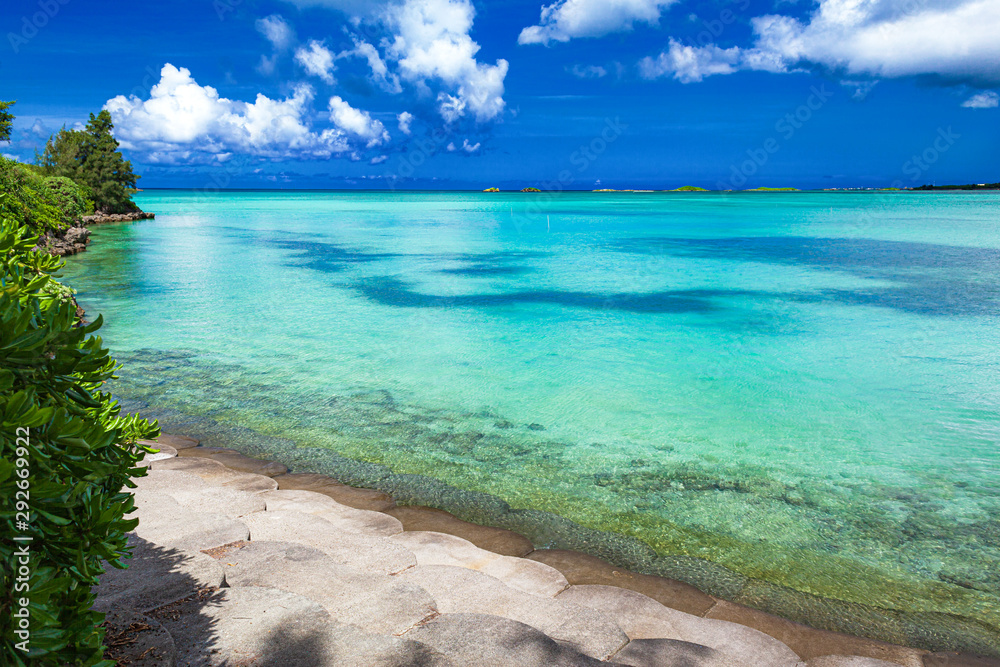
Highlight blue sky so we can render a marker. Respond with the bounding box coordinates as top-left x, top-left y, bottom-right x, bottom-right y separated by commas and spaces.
2, 0, 998, 189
